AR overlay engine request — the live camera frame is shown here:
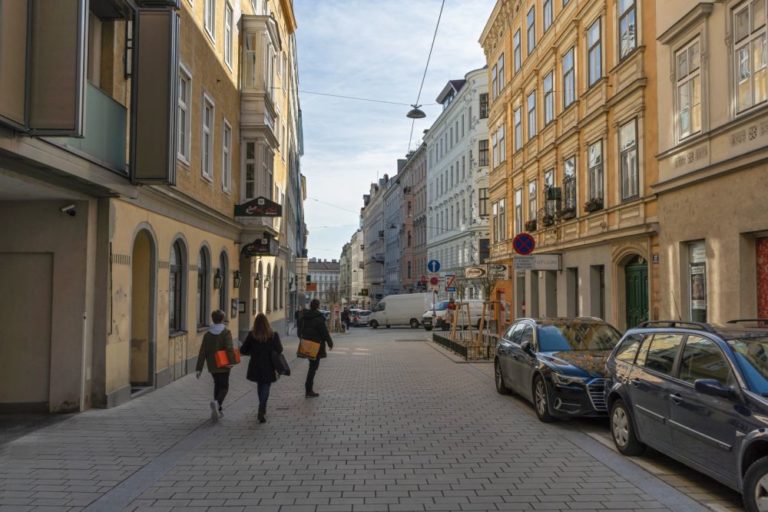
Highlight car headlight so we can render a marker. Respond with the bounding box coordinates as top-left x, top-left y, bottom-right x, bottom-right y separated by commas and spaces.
551, 372, 588, 386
